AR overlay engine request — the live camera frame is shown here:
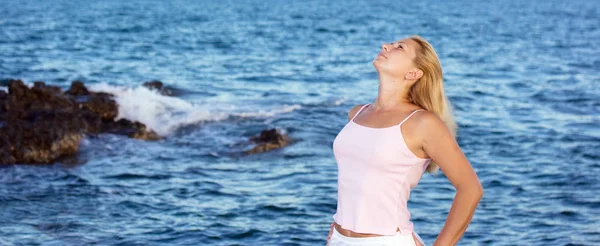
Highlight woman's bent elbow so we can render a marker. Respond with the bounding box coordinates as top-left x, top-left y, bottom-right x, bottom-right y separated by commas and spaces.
475, 183, 484, 199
